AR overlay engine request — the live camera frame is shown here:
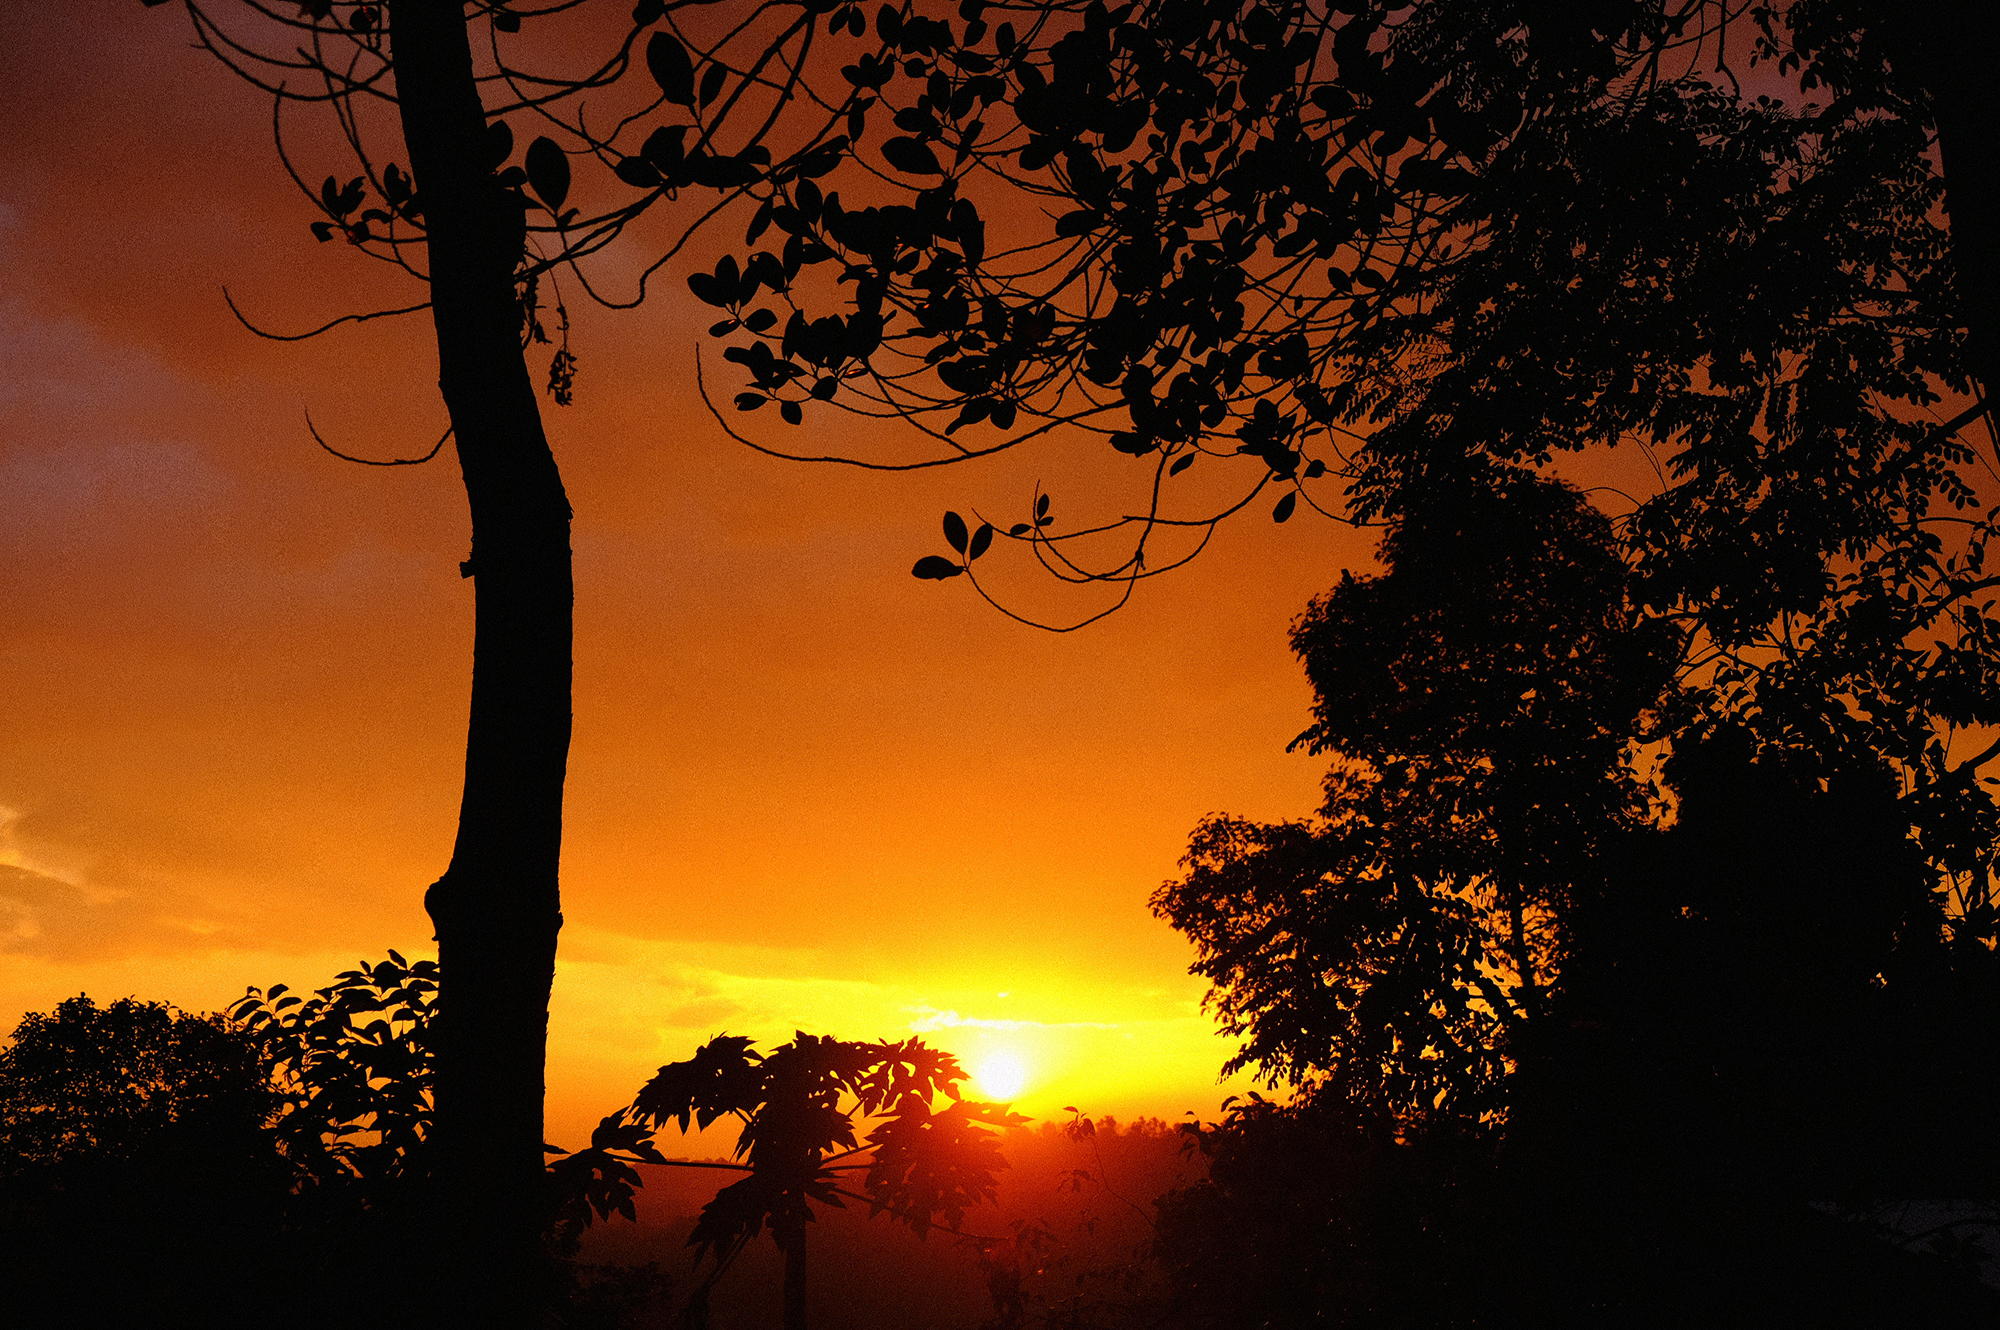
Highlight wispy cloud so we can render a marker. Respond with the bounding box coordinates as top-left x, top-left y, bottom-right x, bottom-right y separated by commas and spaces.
904, 1004, 1121, 1033
0, 804, 257, 963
